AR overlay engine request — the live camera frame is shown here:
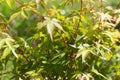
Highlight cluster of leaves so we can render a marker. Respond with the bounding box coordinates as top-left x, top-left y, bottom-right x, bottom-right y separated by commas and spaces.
0, 0, 120, 80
